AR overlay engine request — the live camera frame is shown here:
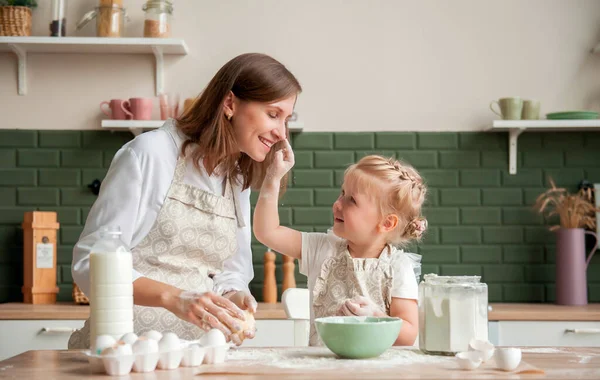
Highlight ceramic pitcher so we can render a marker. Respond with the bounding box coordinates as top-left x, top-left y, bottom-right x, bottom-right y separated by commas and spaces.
555, 228, 597, 305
